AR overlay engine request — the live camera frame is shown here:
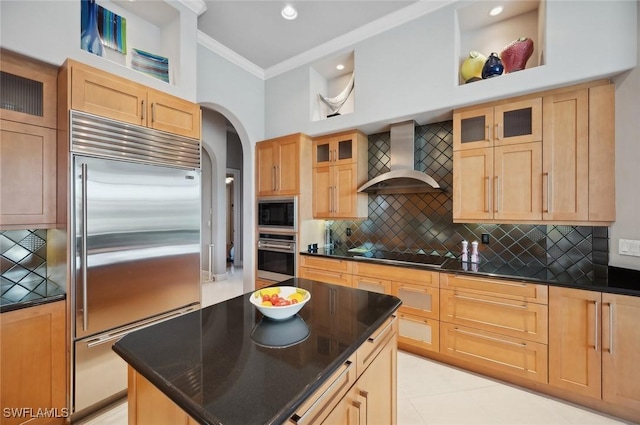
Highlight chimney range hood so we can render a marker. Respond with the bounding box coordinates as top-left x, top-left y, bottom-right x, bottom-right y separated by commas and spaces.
357, 120, 444, 195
